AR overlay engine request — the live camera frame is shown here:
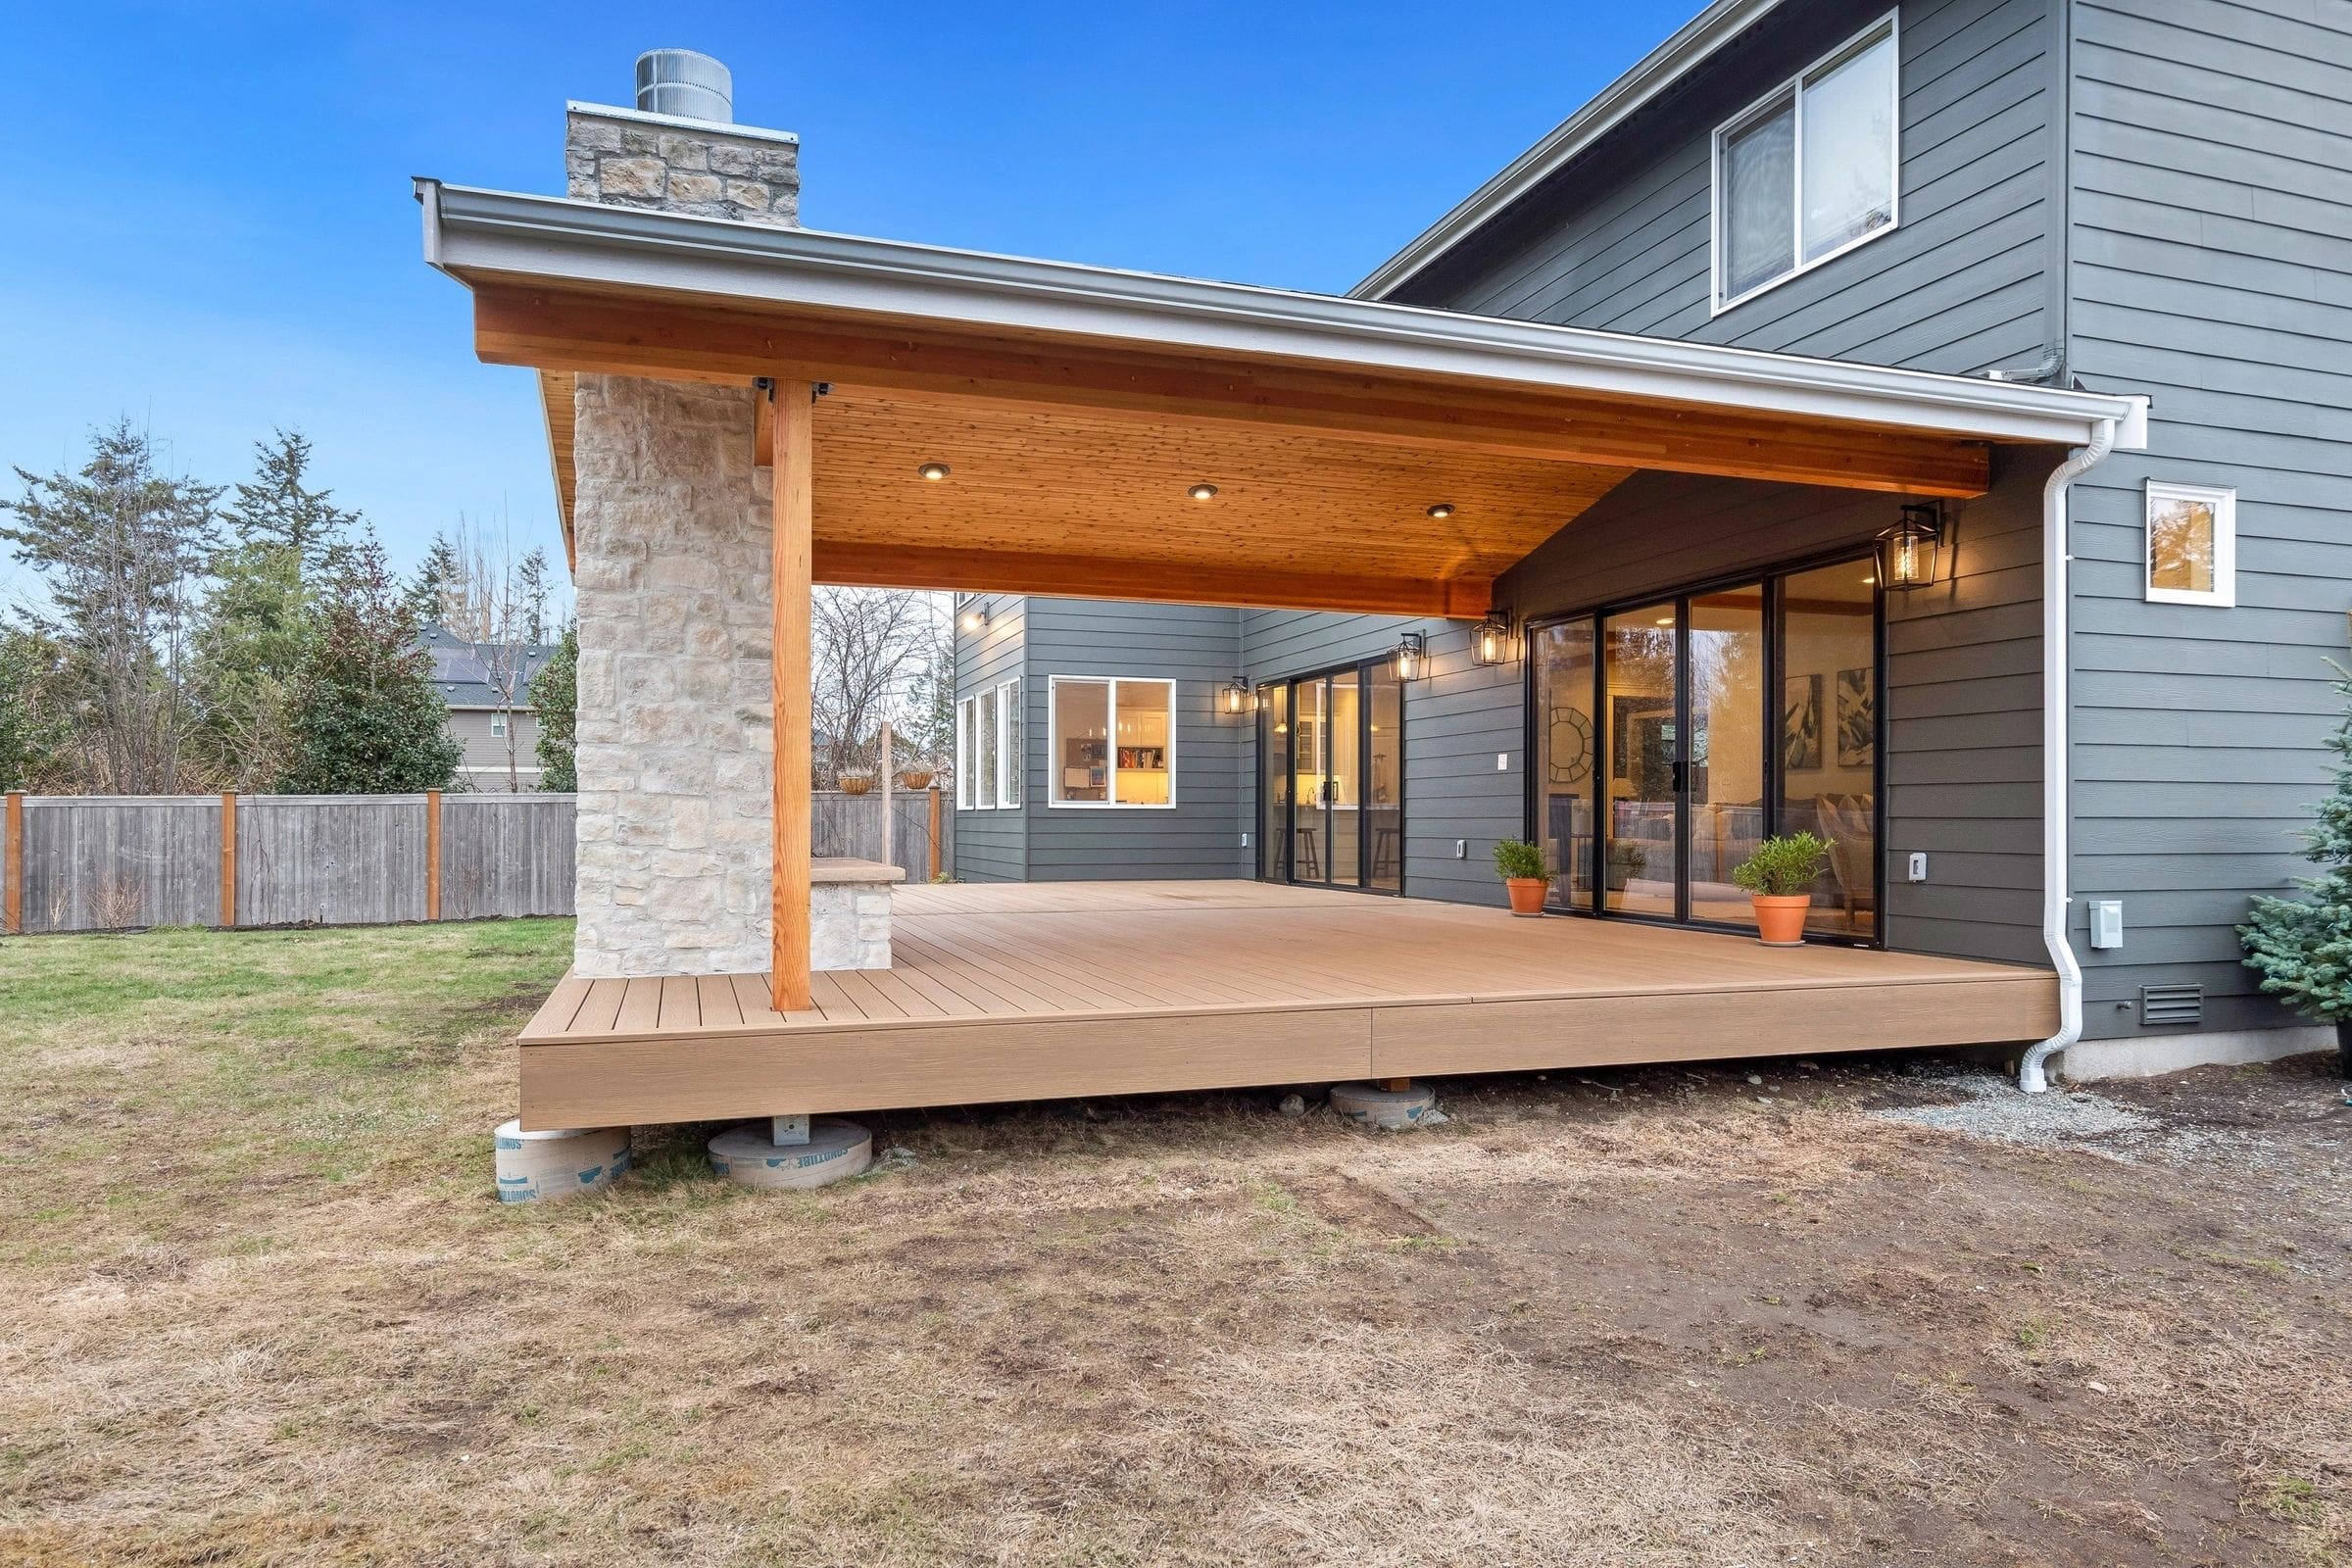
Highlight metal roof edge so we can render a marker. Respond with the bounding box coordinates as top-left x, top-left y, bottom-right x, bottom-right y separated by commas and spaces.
1349, 0, 1789, 299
